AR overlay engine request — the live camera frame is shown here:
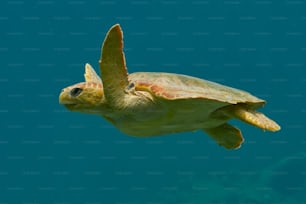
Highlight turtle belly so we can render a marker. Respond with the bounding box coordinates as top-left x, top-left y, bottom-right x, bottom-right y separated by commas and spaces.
112, 99, 229, 137
116, 117, 225, 137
